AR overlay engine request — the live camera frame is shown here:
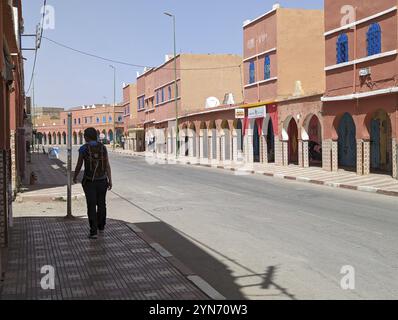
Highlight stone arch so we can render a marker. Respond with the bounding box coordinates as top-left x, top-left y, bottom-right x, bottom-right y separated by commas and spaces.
62, 132, 67, 145
73, 132, 78, 145
57, 132, 62, 145
283, 116, 299, 165
338, 112, 357, 169
262, 115, 275, 163
302, 114, 323, 166
365, 109, 393, 174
